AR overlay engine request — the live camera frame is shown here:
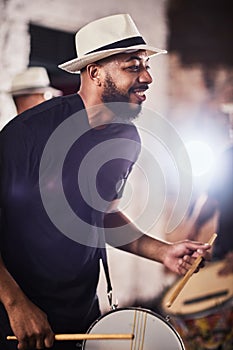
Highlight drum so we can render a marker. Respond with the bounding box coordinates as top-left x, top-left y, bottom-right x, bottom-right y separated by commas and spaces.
82, 307, 184, 349
161, 261, 233, 350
